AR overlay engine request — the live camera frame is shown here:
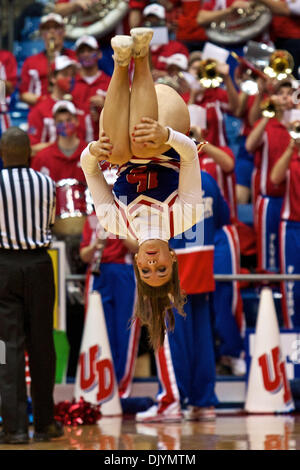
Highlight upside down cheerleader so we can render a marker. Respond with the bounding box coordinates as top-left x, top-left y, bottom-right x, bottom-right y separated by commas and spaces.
81, 27, 204, 349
